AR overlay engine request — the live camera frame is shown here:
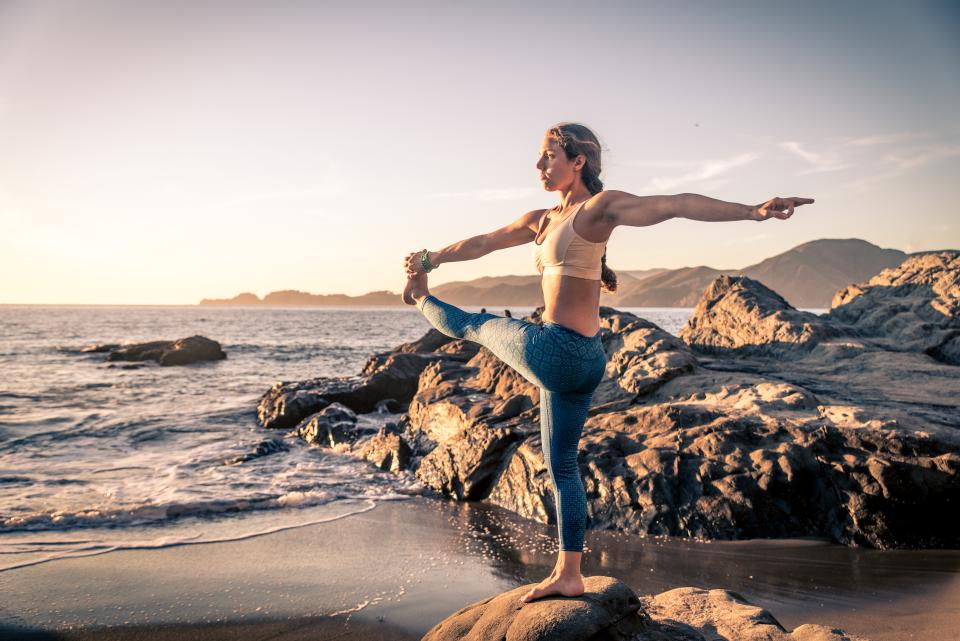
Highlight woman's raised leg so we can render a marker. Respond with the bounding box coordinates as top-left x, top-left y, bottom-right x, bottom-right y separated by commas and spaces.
405, 273, 551, 388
